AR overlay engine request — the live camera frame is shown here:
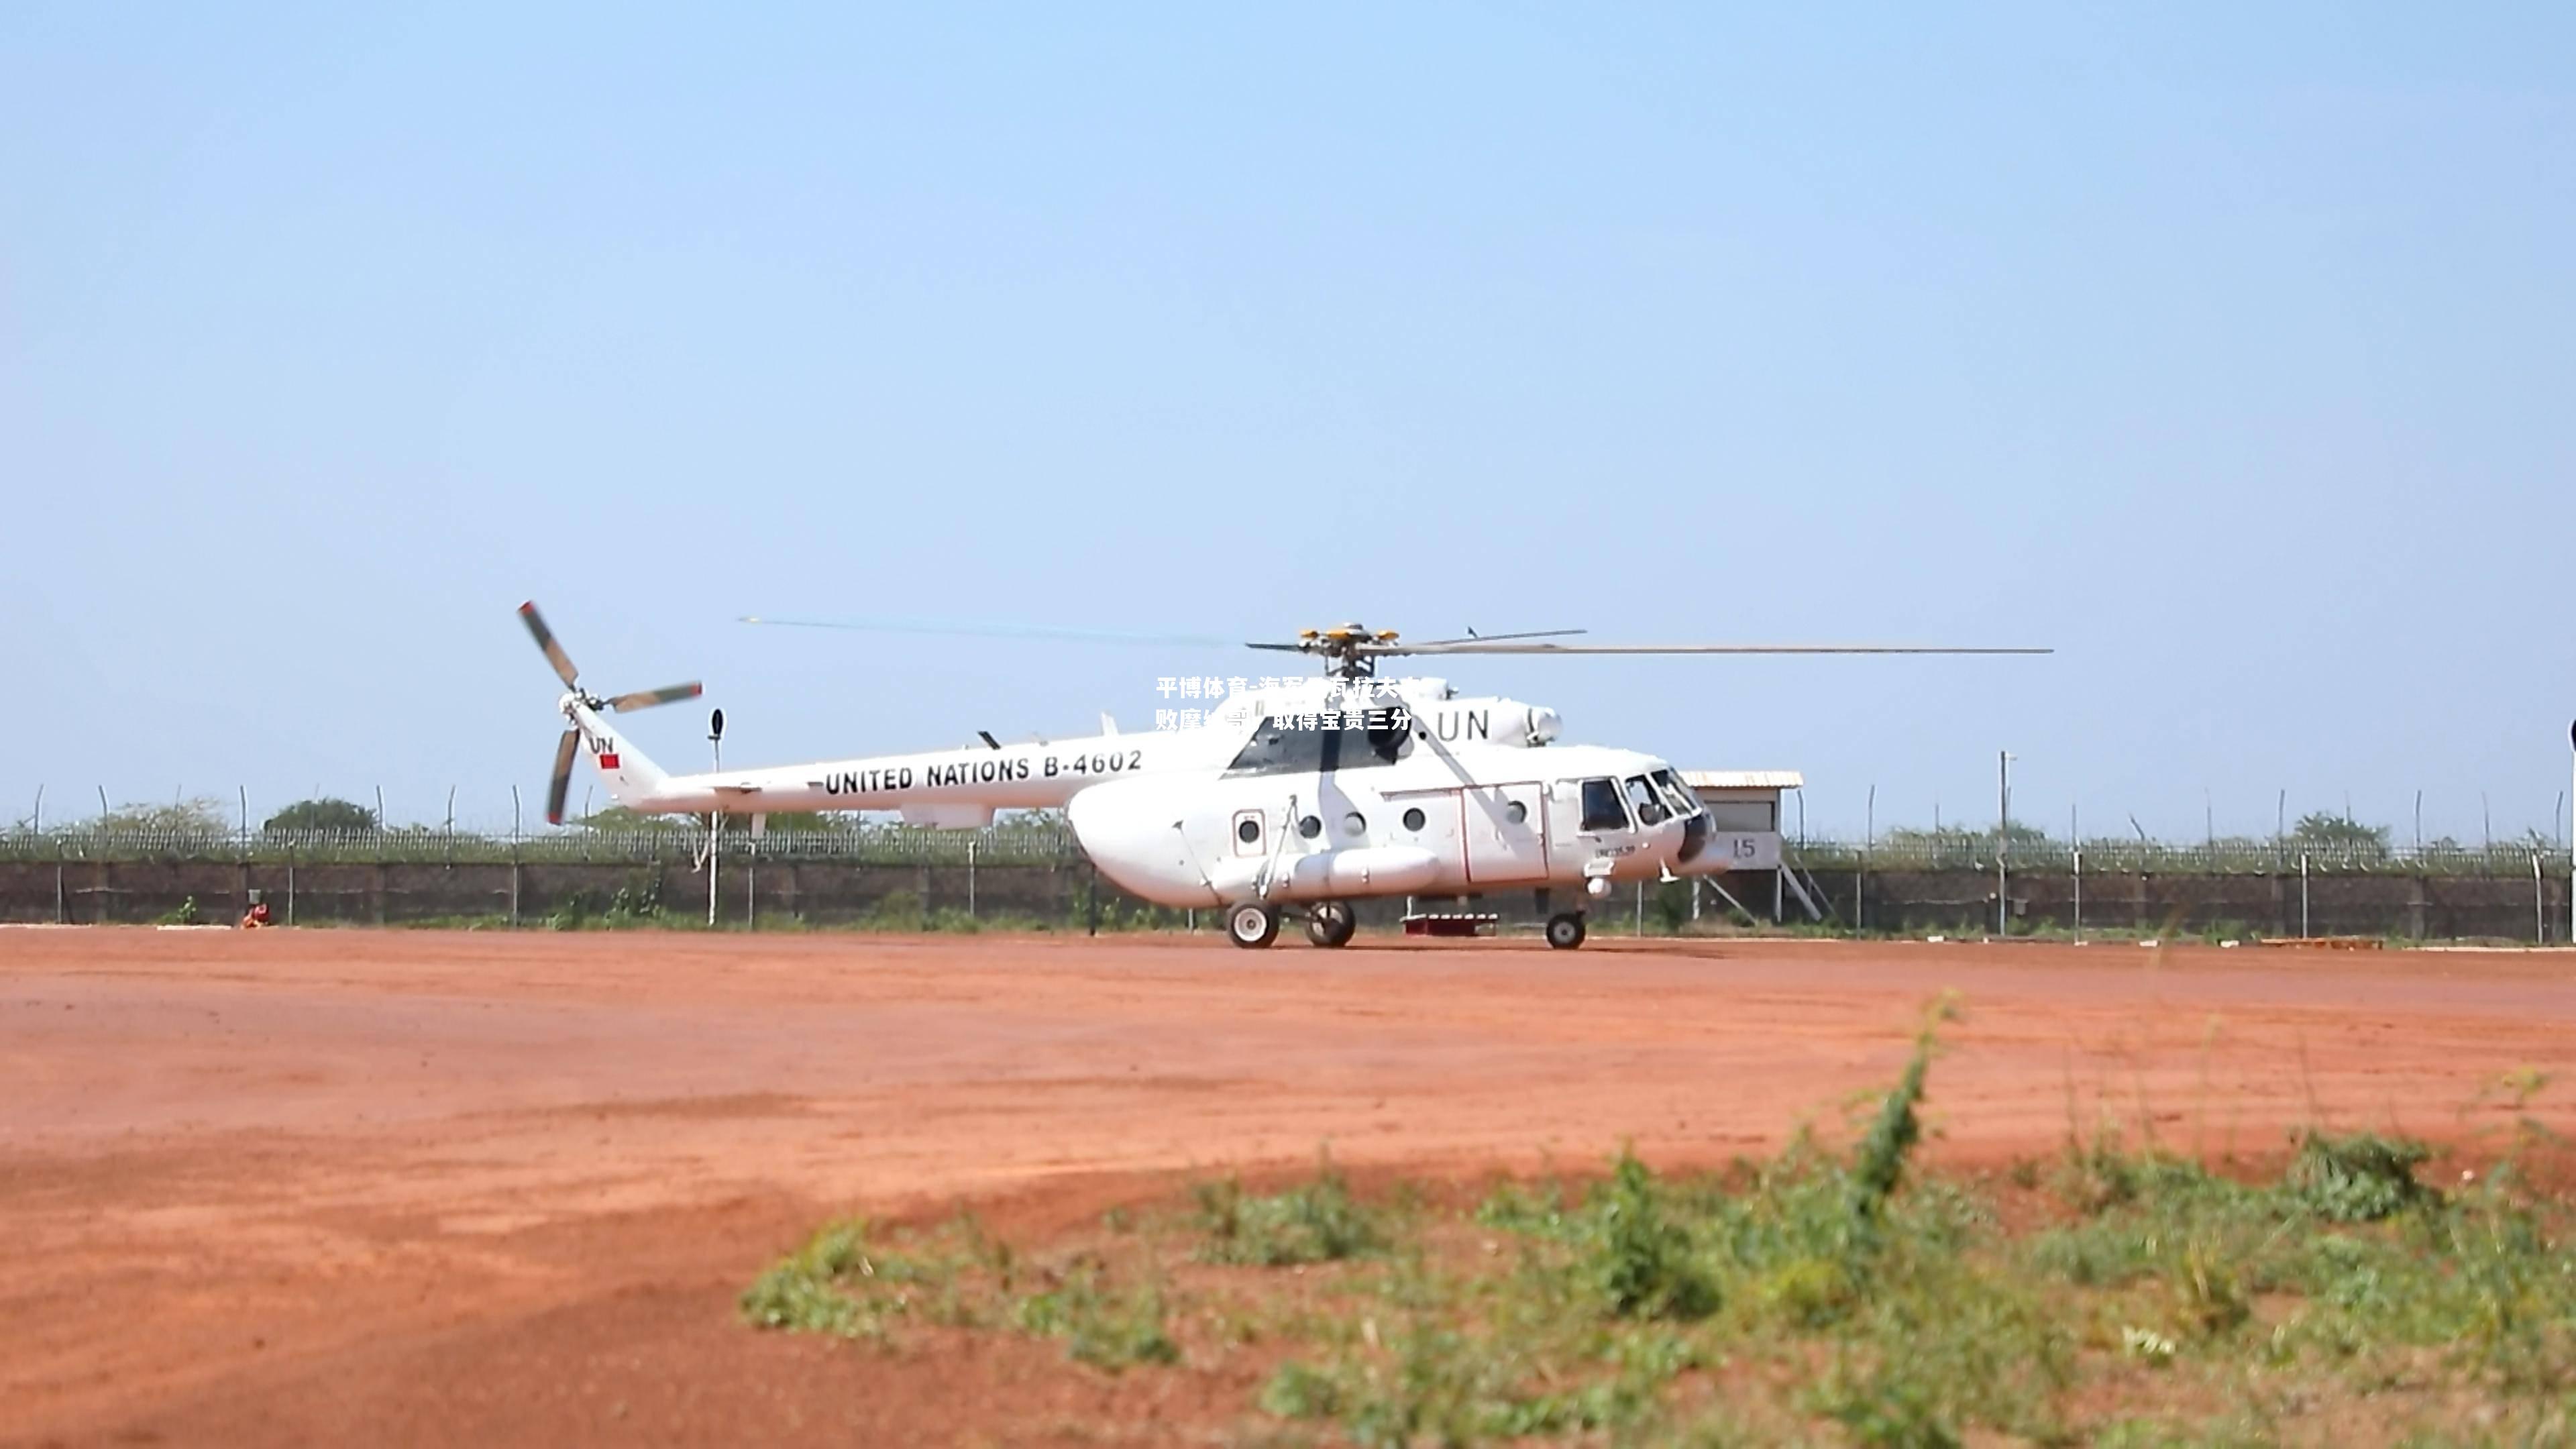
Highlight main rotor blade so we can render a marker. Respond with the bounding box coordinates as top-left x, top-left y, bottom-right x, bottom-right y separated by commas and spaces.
1366, 641, 2053, 657
545, 729, 578, 826
1407, 628, 1591, 648
606, 681, 704, 712
741, 615, 1240, 649
518, 602, 580, 688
